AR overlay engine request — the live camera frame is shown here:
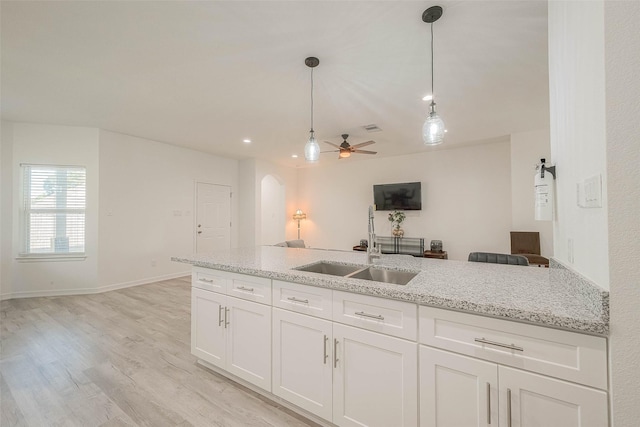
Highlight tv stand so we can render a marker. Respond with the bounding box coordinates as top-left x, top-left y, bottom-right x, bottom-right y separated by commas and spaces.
376, 236, 424, 257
